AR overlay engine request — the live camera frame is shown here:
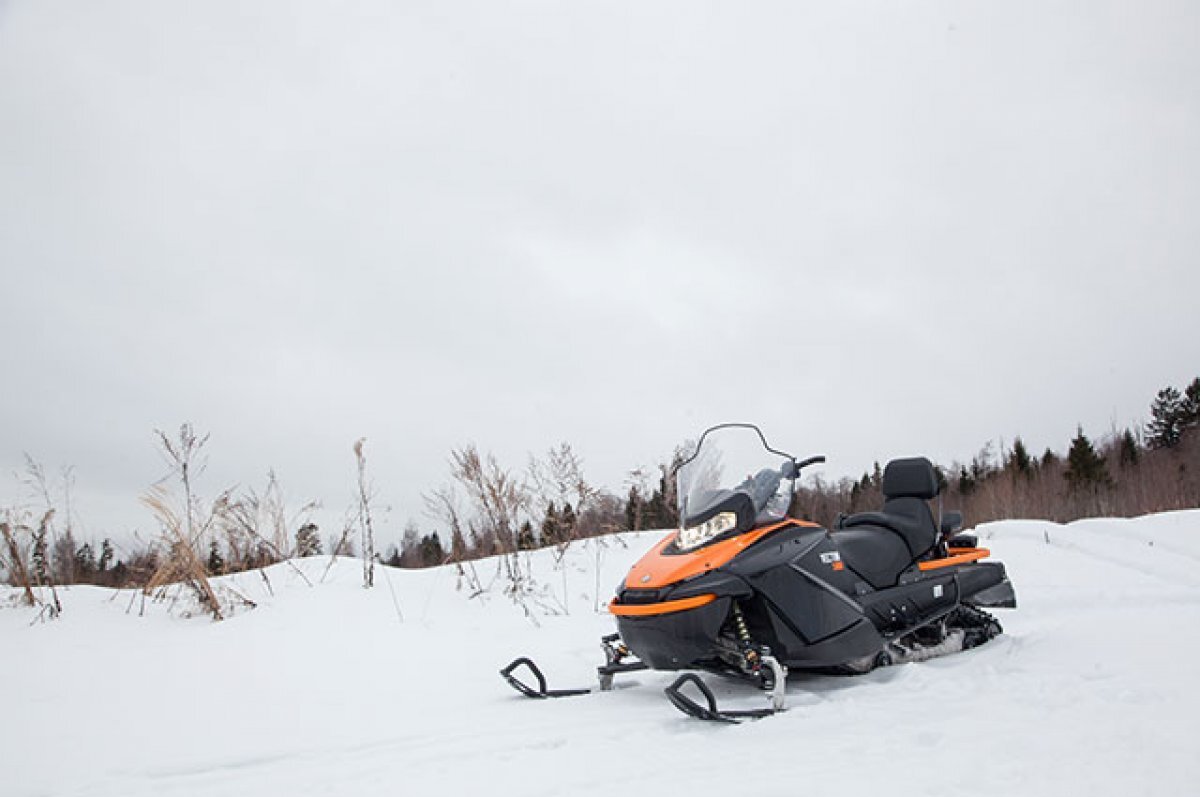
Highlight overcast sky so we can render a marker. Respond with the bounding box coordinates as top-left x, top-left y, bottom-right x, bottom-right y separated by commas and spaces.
2, 1, 1198, 548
